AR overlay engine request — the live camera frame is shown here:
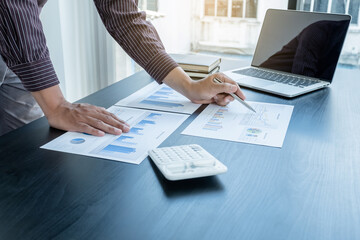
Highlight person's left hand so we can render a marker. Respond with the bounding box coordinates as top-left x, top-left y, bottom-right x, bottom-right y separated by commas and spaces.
186, 72, 246, 106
